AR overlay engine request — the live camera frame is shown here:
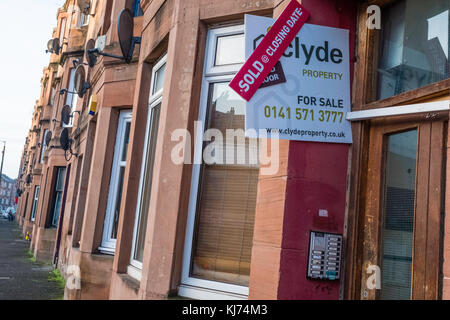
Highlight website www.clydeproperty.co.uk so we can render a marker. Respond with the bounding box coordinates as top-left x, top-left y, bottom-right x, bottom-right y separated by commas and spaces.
266, 127, 346, 139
